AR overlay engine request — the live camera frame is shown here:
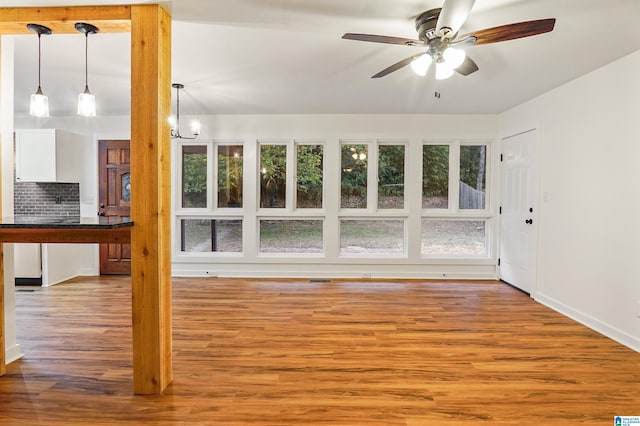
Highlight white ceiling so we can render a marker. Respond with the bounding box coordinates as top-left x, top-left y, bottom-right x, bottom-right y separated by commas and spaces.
5, 0, 640, 116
